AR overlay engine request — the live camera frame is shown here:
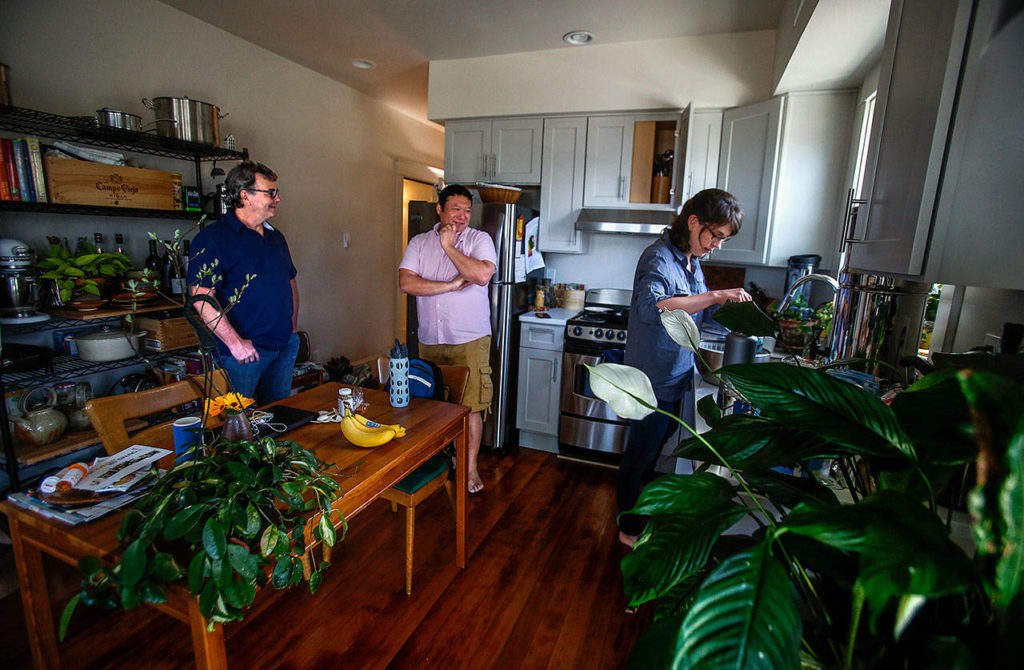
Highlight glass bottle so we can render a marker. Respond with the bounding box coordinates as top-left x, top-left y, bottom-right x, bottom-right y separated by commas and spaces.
144, 240, 162, 286
93, 232, 104, 253
114, 233, 124, 255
